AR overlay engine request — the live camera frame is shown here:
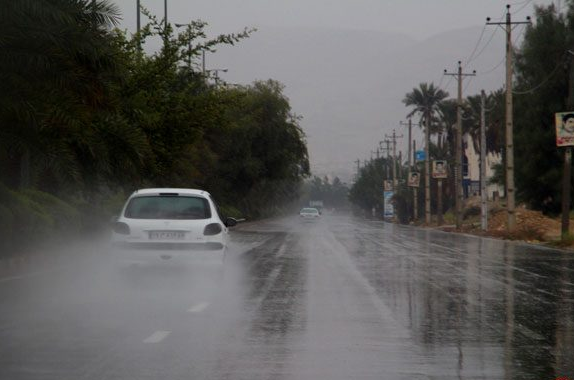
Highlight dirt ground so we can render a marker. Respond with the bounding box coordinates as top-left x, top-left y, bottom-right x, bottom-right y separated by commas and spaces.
435, 198, 572, 248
